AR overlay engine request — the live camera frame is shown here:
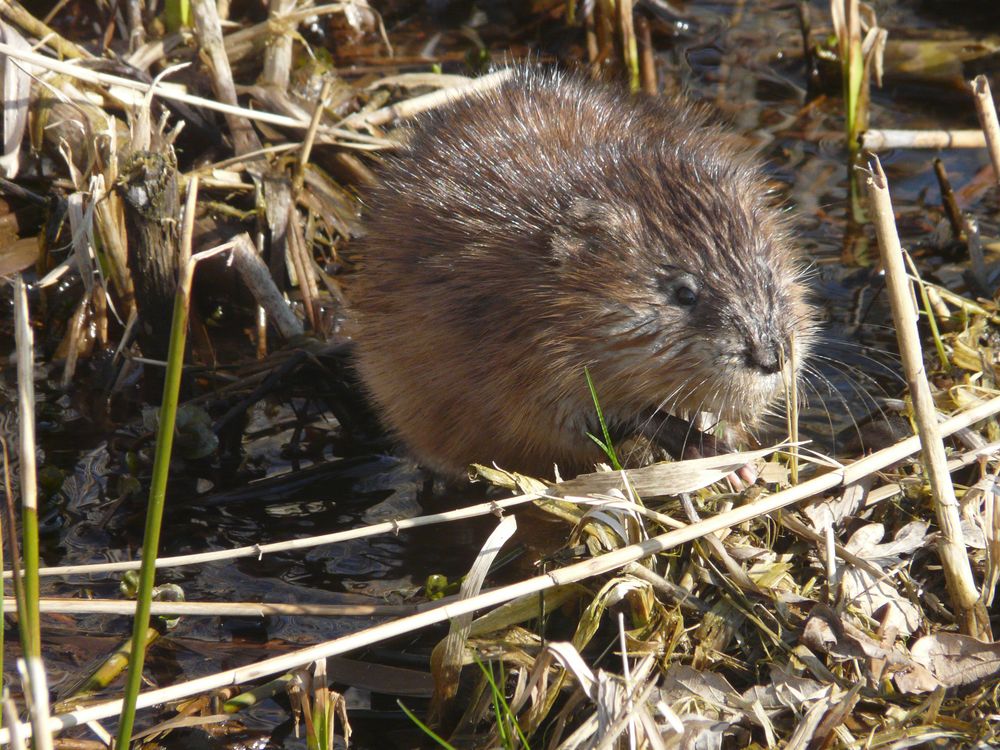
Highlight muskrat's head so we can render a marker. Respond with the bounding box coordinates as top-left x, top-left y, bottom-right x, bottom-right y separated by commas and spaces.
545, 163, 815, 440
